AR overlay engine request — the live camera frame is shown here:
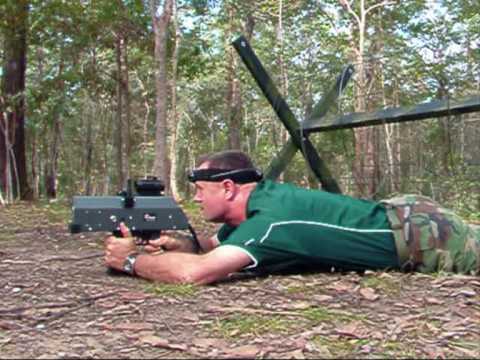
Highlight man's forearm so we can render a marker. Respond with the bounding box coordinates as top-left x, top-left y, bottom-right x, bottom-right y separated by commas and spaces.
106, 240, 253, 285
133, 252, 207, 284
